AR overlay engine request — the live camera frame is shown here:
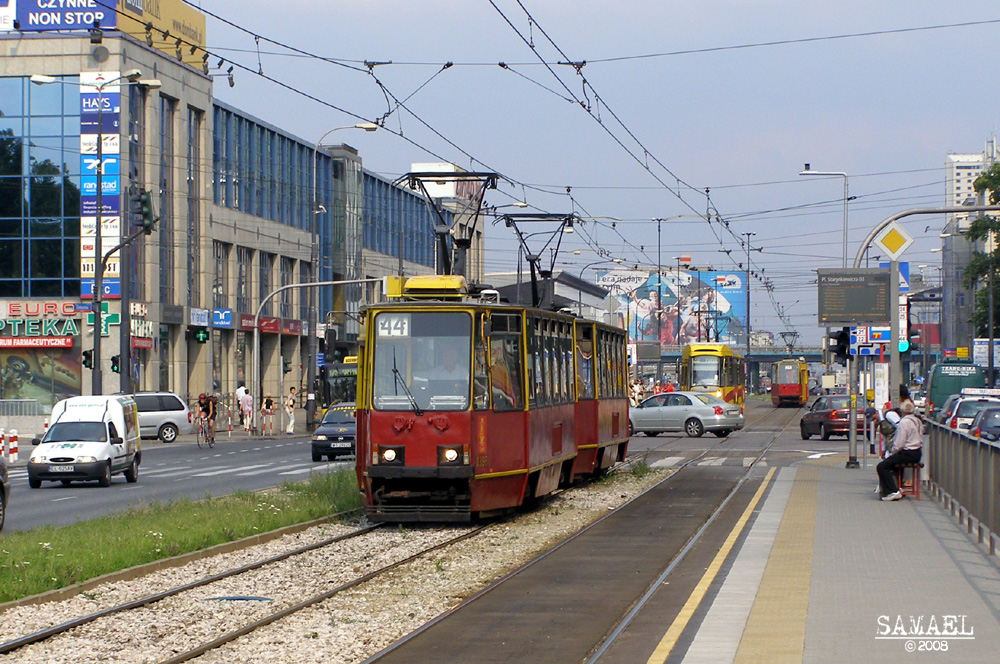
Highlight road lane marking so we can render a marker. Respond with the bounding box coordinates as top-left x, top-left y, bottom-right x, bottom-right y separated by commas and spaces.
646, 467, 777, 664
191, 464, 273, 477
651, 457, 686, 468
